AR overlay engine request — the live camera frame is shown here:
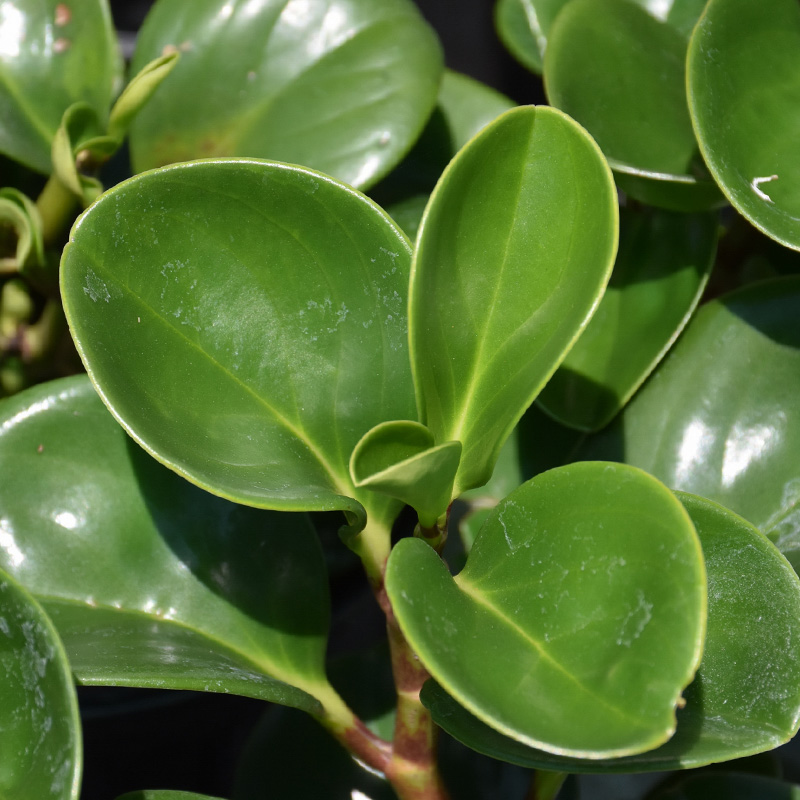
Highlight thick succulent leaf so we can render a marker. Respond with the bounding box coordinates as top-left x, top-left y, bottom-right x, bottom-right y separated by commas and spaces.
0, 376, 333, 712
387, 462, 706, 757
687, 0, 800, 250
579, 277, 800, 572
350, 421, 461, 527
410, 105, 618, 495
61, 159, 417, 531
0, 567, 81, 800
0, 187, 44, 270
0, 0, 120, 174
128, 0, 442, 190
423, 493, 800, 771
545, 0, 721, 211
537, 207, 718, 431
653, 773, 800, 800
